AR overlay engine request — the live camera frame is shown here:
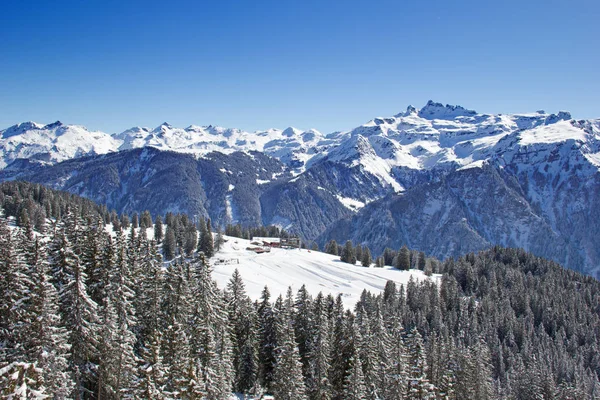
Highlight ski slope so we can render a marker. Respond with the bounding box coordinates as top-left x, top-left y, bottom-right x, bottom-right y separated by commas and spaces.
210, 235, 441, 305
